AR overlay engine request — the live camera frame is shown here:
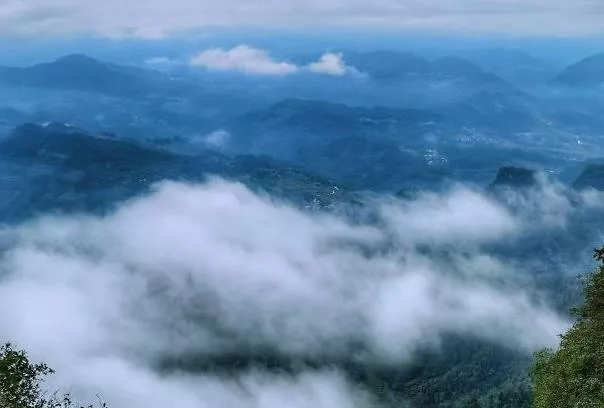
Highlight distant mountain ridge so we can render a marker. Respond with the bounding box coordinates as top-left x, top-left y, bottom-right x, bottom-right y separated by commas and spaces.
489, 166, 539, 189
228, 98, 460, 190
239, 98, 449, 130
229, 97, 572, 190
0, 54, 168, 96
341, 51, 509, 83
554, 53, 604, 86
484, 163, 604, 193
462, 48, 556, 87
0, 123, 352, 220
